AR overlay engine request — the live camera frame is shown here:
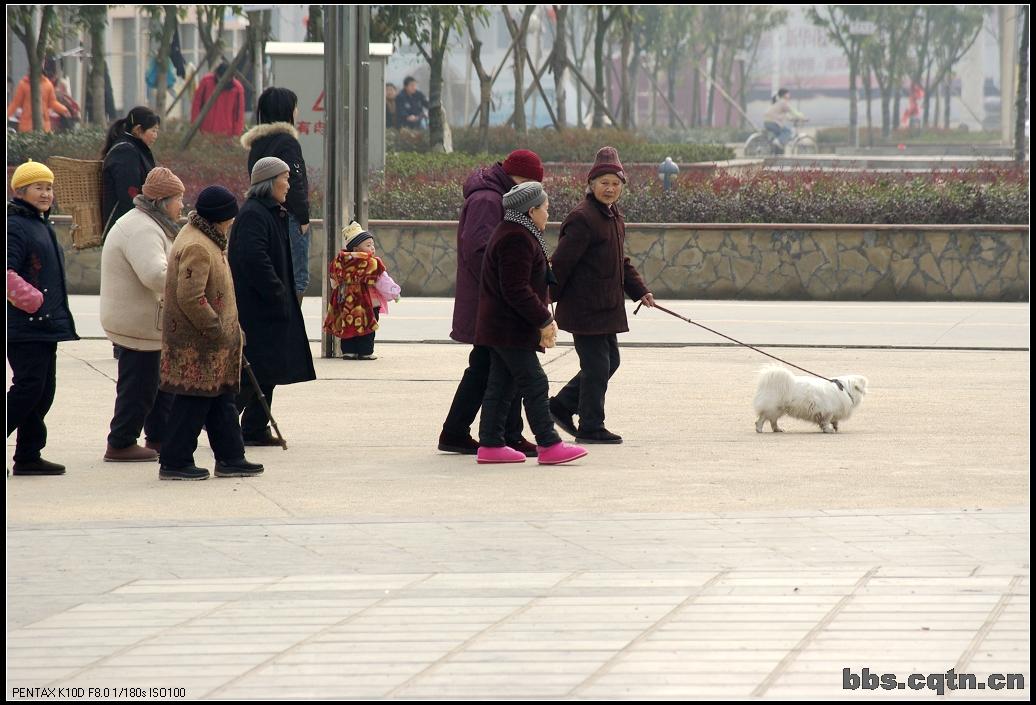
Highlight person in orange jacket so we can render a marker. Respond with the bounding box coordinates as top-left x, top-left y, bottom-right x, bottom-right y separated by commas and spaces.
6, 73, 70, 133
